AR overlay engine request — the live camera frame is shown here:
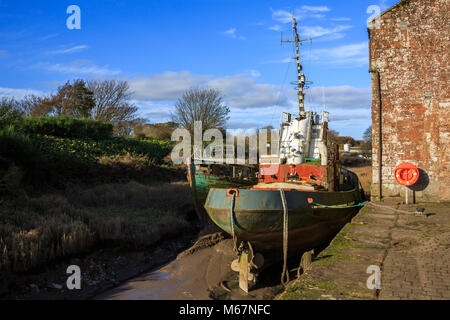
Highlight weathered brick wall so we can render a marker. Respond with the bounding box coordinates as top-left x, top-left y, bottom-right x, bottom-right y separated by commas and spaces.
369, 0, 449, 201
